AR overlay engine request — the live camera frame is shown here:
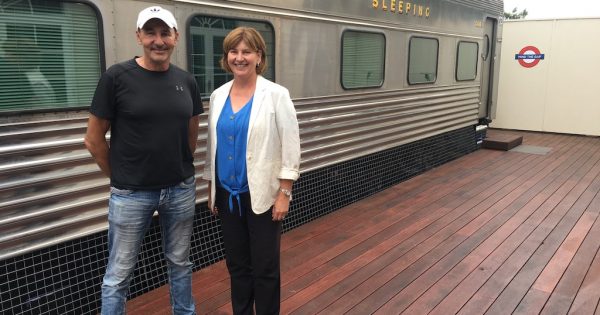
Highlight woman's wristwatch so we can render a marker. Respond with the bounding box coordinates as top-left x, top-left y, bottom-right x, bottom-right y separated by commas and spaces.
279, 188, 292, 201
